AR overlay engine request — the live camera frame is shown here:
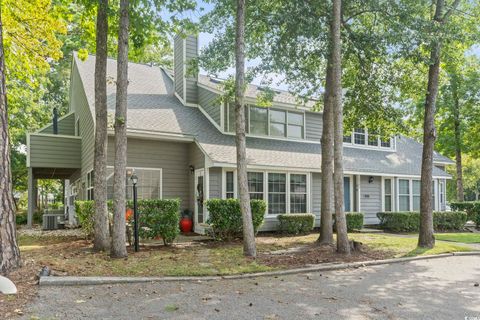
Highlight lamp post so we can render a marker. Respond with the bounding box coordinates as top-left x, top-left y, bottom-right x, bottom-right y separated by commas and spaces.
130, 171, 139, 252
